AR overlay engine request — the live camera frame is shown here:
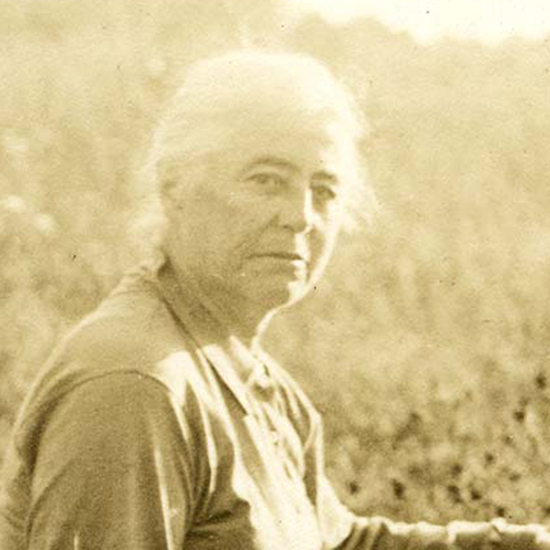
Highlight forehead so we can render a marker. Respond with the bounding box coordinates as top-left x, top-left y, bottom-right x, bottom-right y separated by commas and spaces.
206, 107, 355, 173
